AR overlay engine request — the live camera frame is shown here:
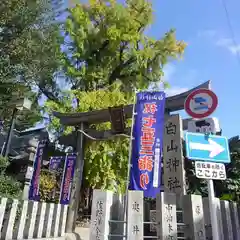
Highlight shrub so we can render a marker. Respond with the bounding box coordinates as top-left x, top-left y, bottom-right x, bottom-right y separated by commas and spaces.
39, 169, 57, 202
0, 156, 9, 172
0, 174, 22, 198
